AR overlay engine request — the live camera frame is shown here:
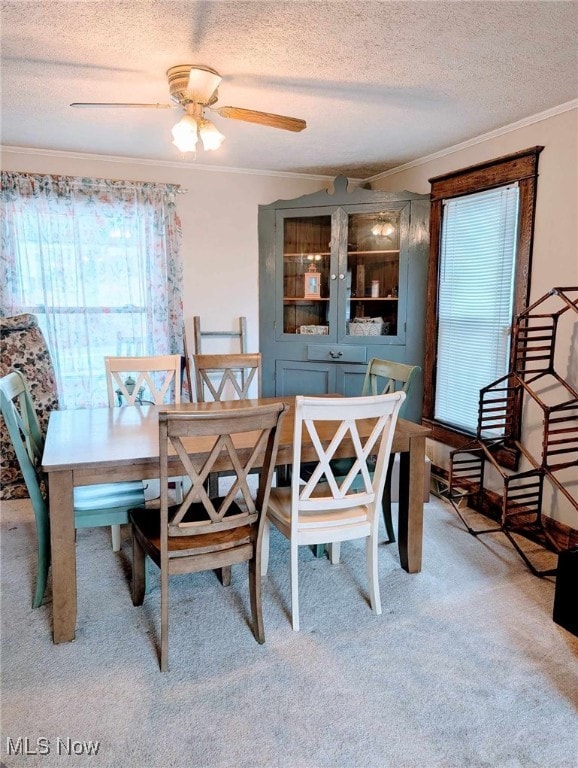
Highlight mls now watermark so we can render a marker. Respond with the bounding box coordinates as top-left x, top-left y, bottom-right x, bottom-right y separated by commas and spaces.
6, 737, 101, 756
